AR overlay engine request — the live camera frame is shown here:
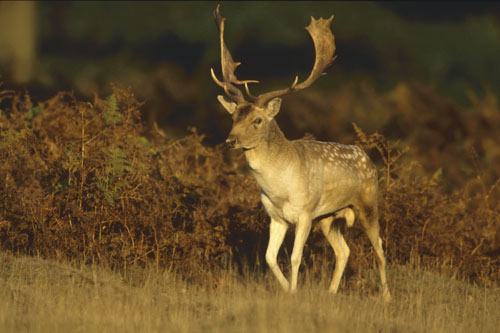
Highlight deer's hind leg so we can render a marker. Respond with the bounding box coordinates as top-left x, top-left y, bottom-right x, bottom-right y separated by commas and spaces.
319, 215, 350, 293
356, 203, 391, 301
